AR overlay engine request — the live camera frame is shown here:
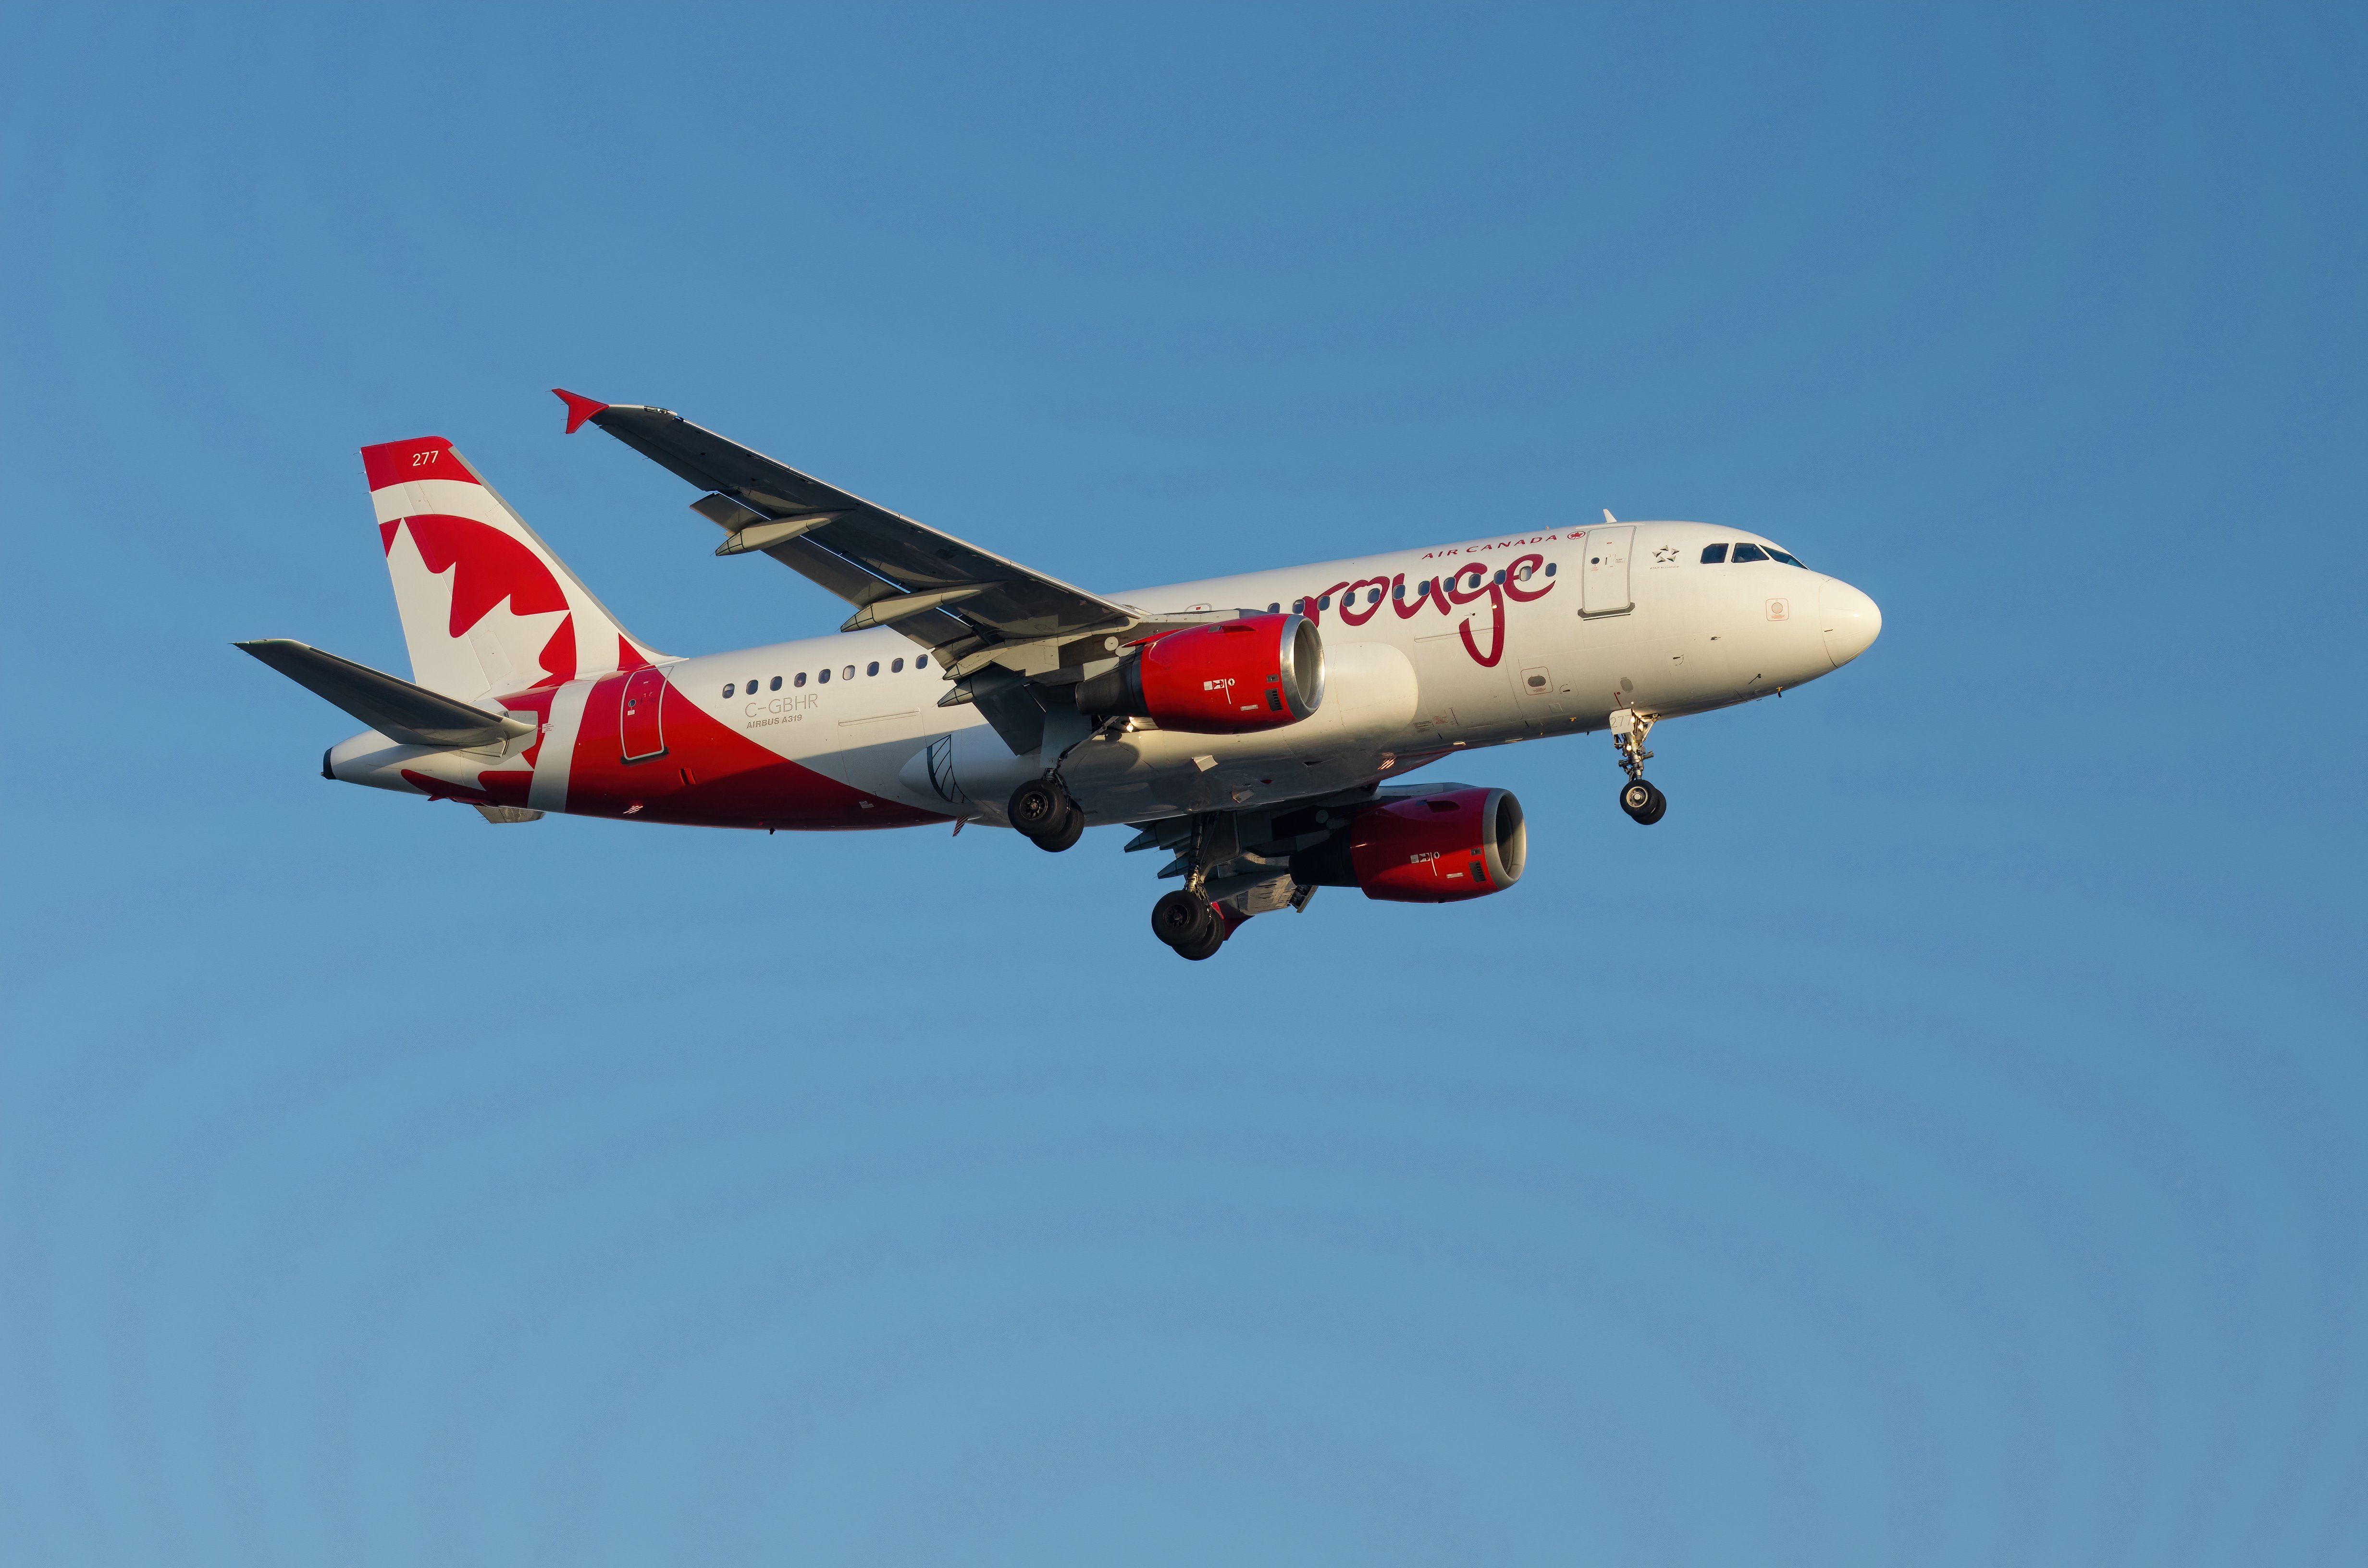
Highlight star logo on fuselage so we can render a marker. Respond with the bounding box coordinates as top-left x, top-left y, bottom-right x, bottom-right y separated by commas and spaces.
1653, 546, 1680, 564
